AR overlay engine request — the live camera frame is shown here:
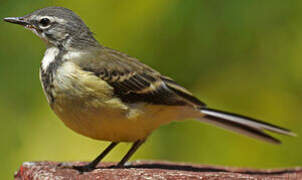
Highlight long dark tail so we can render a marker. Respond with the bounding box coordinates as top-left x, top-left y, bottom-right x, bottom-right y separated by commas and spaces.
198, 108, 296, 144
